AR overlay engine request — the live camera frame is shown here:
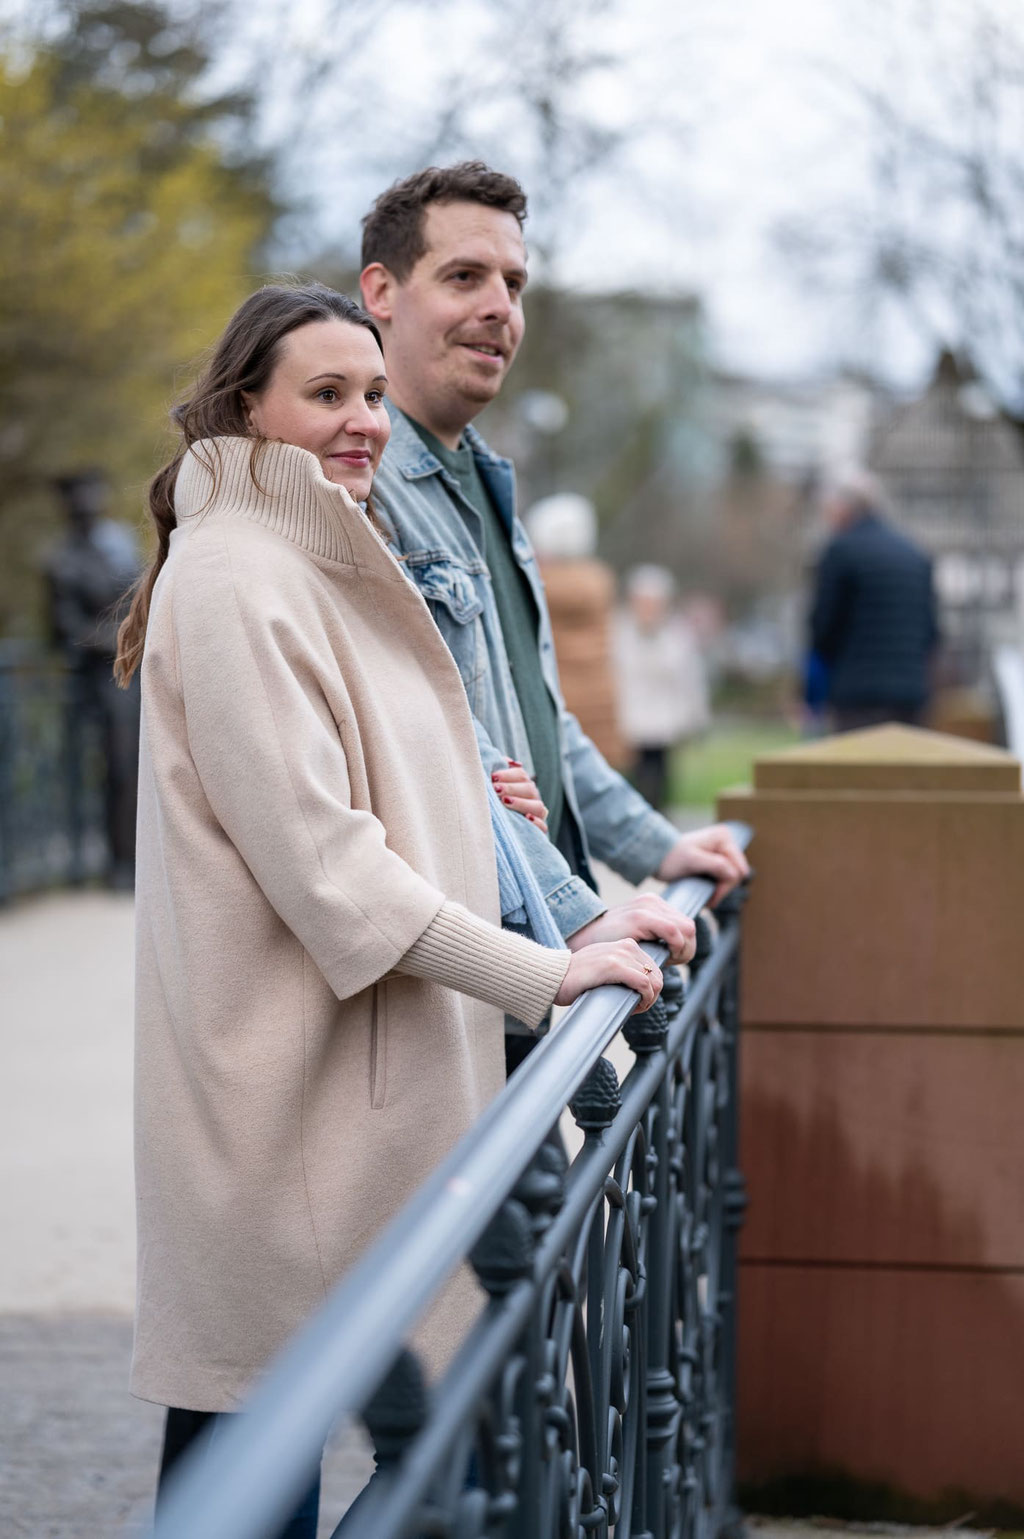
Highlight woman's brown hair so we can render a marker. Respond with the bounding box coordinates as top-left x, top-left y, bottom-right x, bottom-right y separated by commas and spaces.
114, 283, 384, 685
